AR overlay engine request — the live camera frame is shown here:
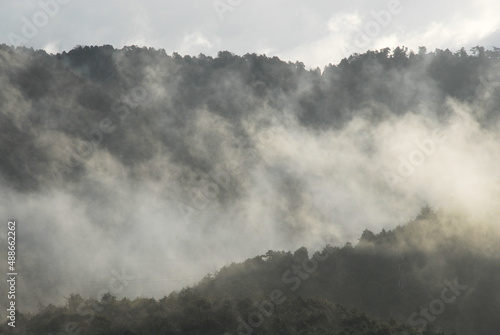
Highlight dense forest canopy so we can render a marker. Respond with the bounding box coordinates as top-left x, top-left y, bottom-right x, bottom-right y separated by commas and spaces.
2, 44, 500, 190
1, 44, 500, 334
2, 44, 500, 188
2, 207, 499, 334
